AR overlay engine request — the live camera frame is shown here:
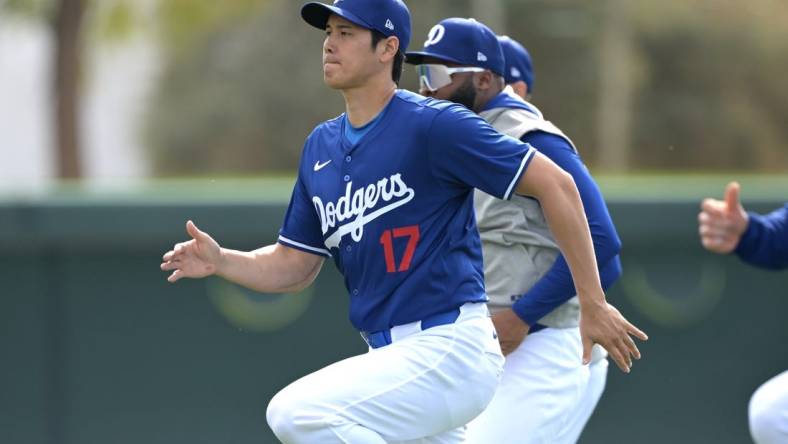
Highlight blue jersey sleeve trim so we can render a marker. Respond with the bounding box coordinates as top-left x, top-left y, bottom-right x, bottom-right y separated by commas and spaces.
503, 147, 535, 200
278, 235, 332, 258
